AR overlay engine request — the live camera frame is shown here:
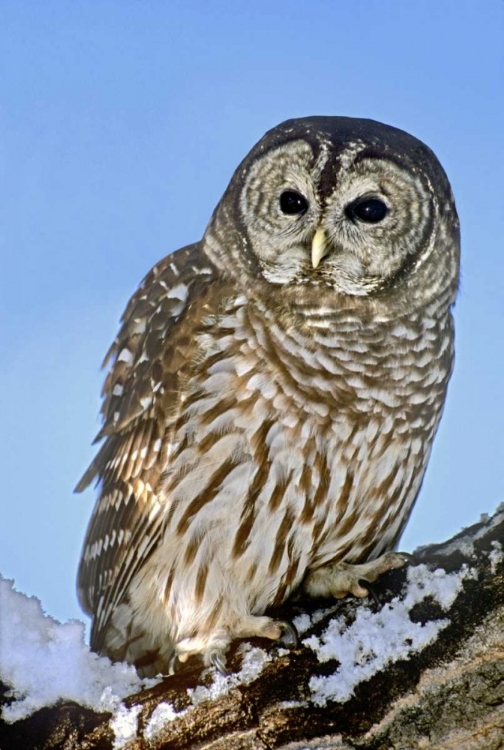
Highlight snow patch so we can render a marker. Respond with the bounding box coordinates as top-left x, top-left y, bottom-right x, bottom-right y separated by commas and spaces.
305, 564, 476, 706
144, 701, 186, 741
293, 604, 338, 636
488, 541, 503, 574
292, 613, 312, 635
143, 645, 274, 741
188, 645, 271, 706
0, 577, 157, 725
110, 703, 142, 749
277, 699, 308, 709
